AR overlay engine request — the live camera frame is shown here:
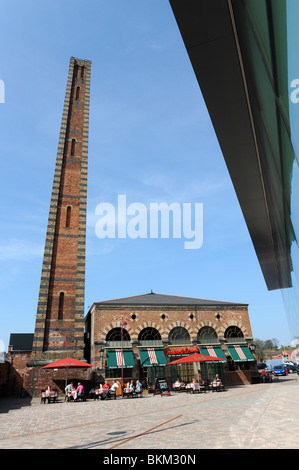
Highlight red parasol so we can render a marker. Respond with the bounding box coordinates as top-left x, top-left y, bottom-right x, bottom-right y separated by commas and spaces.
41, 358, 93, 387
167, 353, 226, 365
167, 353, 226, 382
